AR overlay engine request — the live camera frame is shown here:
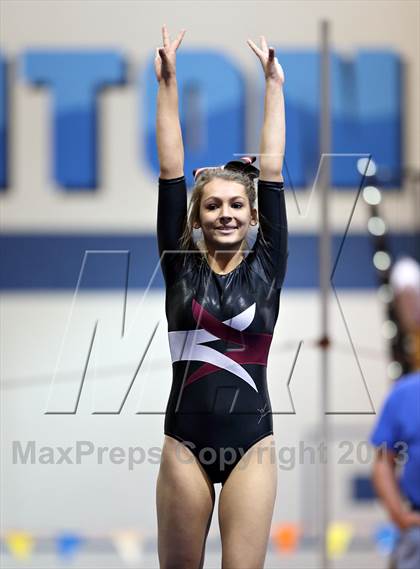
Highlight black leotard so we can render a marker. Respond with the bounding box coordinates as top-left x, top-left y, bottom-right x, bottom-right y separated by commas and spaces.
157, 175, 288, 485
